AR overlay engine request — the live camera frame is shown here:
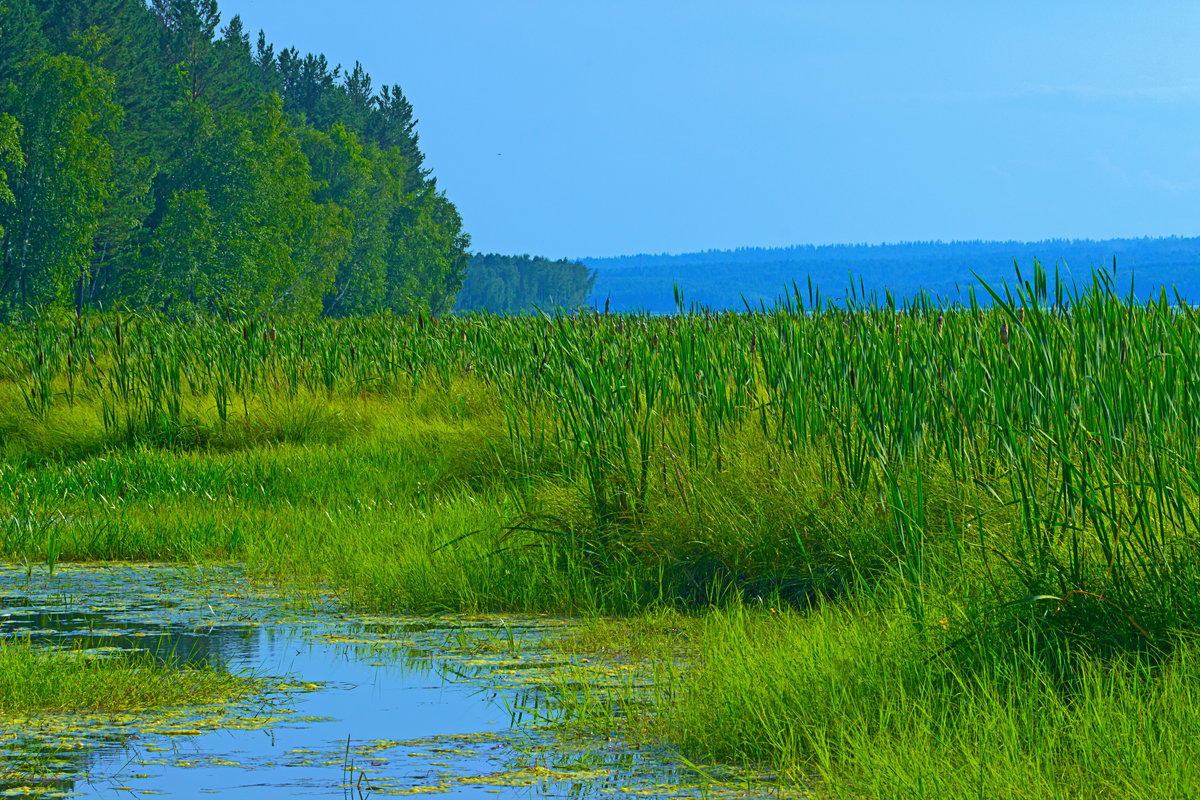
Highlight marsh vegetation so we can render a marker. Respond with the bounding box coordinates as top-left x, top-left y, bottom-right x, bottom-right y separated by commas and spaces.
3, 265, 1199, 797
0, 636, 257, 713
